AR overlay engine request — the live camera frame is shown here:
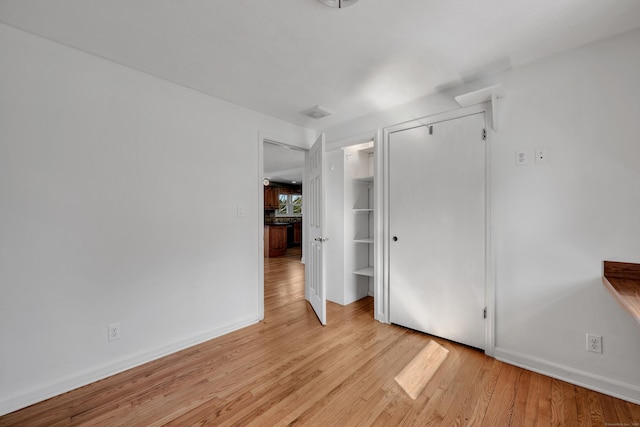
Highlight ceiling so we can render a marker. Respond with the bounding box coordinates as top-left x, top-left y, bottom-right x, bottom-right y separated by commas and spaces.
263, 142, 305, 184
1, 1, 640, 131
